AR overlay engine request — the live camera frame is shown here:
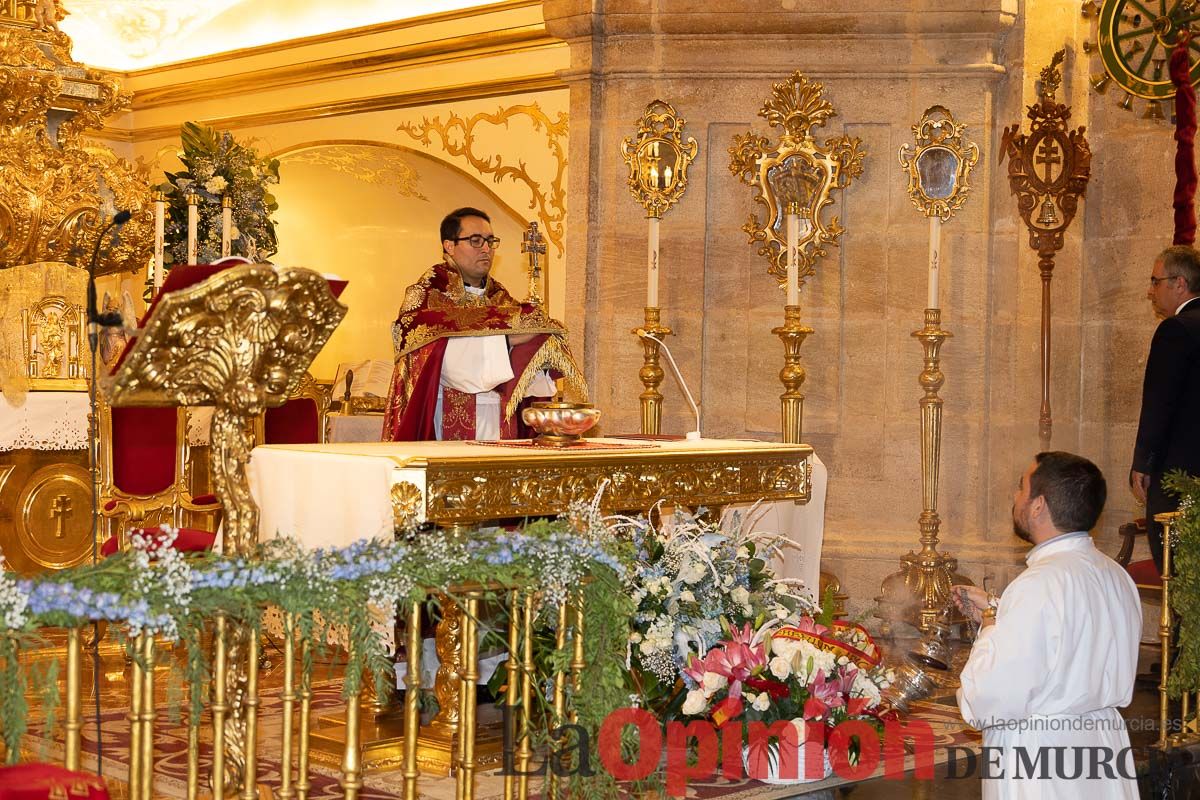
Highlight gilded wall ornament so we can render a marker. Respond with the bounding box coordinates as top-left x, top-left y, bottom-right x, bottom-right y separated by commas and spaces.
1000, 49, 1091, 446
898, 105, 979, 221
0, 22, 153, 274
620, 100, 698, 219
728, 71, 866, 286
397, 104, 567, 259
